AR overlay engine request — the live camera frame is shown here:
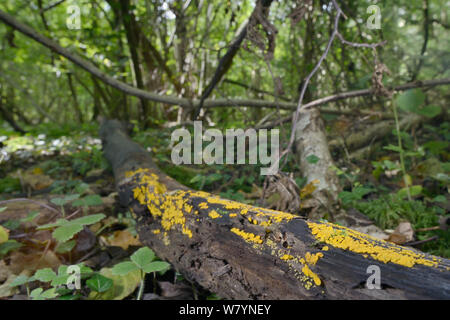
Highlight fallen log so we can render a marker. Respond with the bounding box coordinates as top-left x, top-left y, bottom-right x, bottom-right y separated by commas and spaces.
100, 119, 450, 300
329, 113, 425, 153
